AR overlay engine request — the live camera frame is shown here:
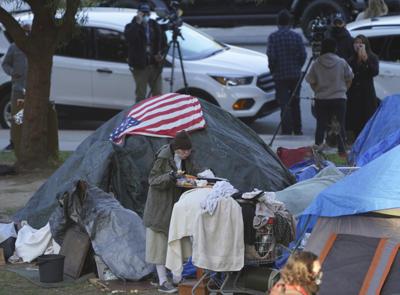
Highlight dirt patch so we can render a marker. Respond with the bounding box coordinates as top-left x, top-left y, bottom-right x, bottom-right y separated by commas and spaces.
0, 170, 50, 219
